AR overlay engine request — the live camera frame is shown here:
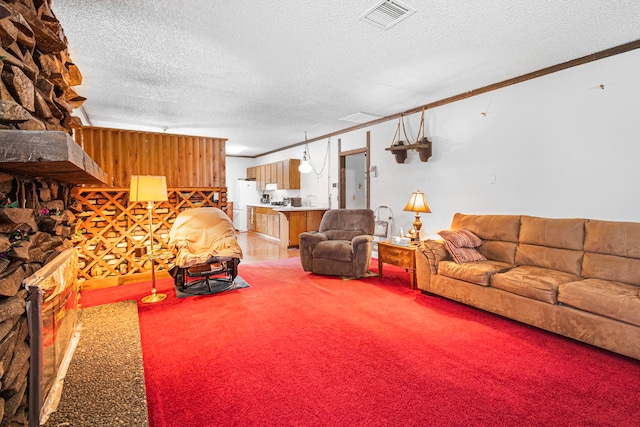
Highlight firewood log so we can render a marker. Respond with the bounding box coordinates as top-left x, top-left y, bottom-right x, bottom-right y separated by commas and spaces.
0, 4, 12, 21
44, 120, 66, 132
53, 95, 71, 114
16, 114, 46, 130
0, 0, 85, 133
7, 9, 36, 52
0, 80, 15, 102
10, 3, 65, 54
64, 87, 85, 109
0, 47, 23, 69
35, 52, 61, 79
33, 87, 52, 118
1, 65, 34, 112
0, 100, 30, 124
66, 62, 82, 86
19, 50, 38, 81
34, 74, 53, 98
44, 95, 63, 119
0, 18, 18, 47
